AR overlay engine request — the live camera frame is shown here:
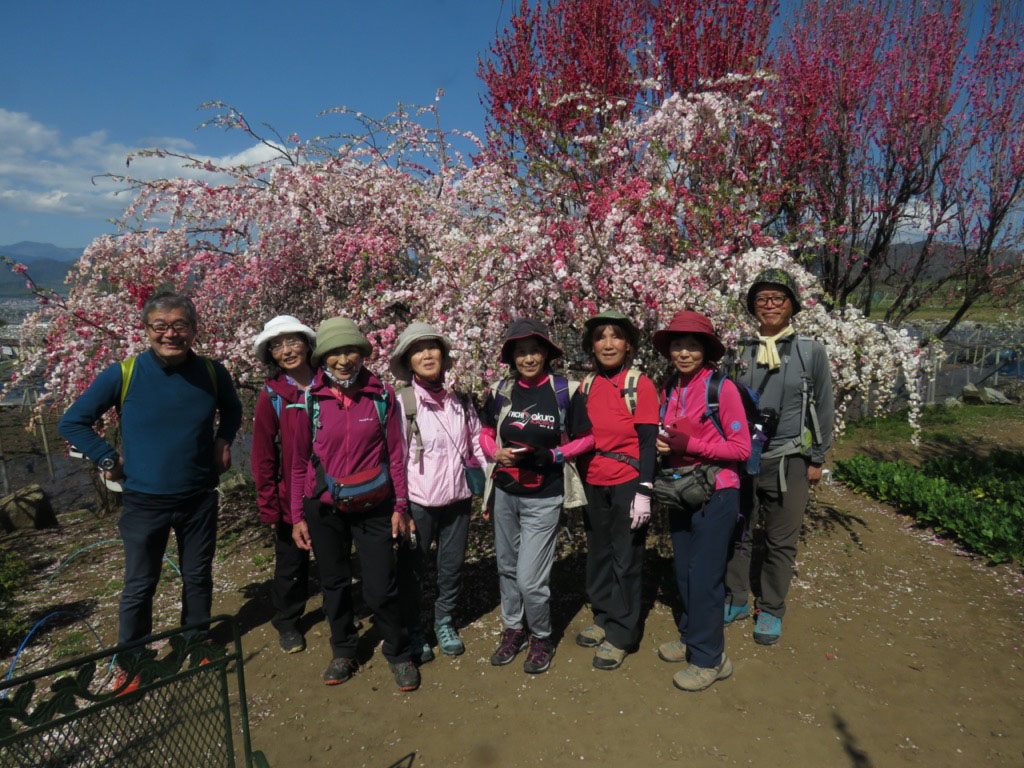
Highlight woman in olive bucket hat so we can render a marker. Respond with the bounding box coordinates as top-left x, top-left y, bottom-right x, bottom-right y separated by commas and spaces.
388, 322, 487, 663
289, 317, 420, 692
651, 310, 750, 693
250, 315, 316, 656
573, 310, 660, 671
478, 318, 594, 674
